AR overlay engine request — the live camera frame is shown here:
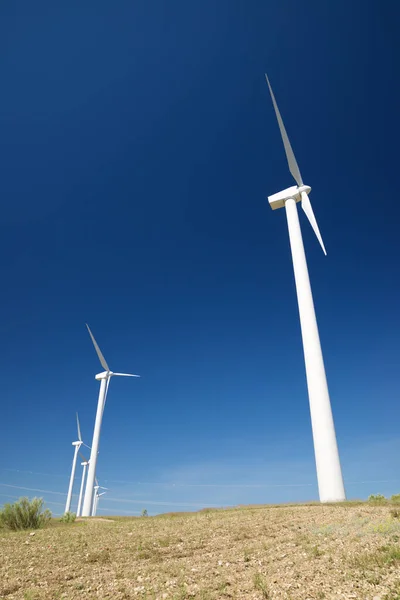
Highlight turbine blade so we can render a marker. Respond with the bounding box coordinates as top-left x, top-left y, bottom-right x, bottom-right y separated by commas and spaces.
86, 324, 110, 372
112, 373, 140, 377
76, 412, 82, 442
79, 451, 88, 462
265, 74, 303, 188
301, 192, 327, 256
101, 376, 111, 418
